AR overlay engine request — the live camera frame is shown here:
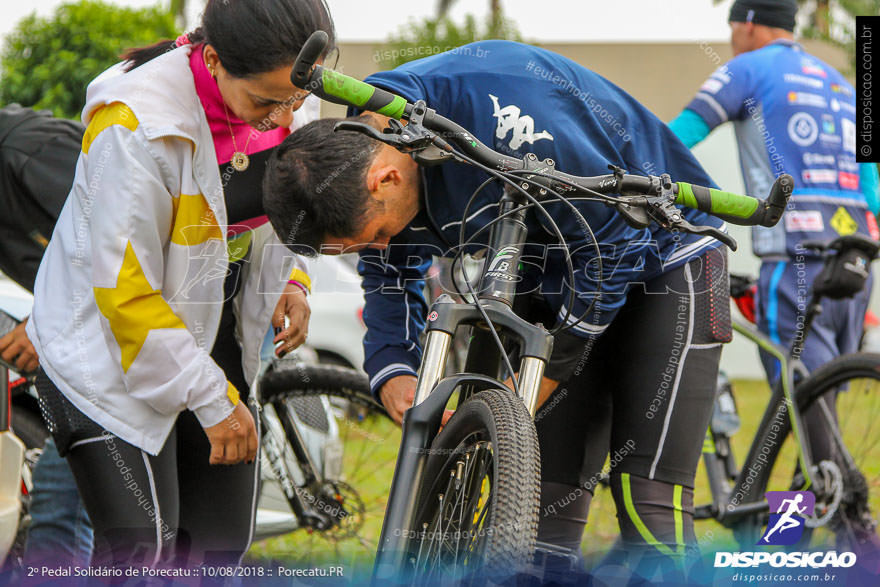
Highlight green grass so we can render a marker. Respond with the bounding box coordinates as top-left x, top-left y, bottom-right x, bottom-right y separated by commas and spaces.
247, 377, 880, 568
